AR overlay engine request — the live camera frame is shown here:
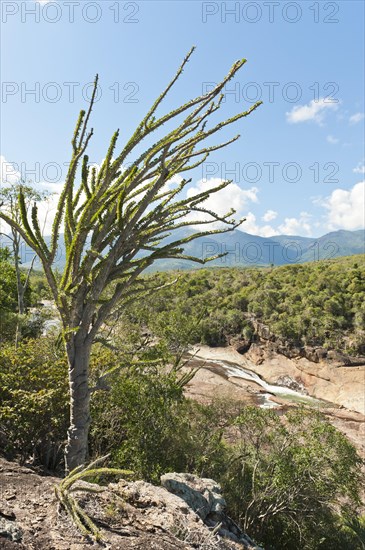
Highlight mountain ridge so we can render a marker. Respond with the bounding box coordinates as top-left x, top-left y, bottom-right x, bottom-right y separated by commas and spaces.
152, 228, 365, 270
